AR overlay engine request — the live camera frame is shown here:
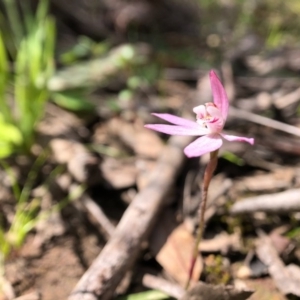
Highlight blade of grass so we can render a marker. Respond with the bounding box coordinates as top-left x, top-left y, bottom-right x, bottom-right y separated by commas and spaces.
14, 11, 55, 150
19, 0, 35, 34
0, 160, 21, 200
0, 33, 12, 123
18, 150, 49, 204
2, 0, 23, 47
36, 0, 49, 23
